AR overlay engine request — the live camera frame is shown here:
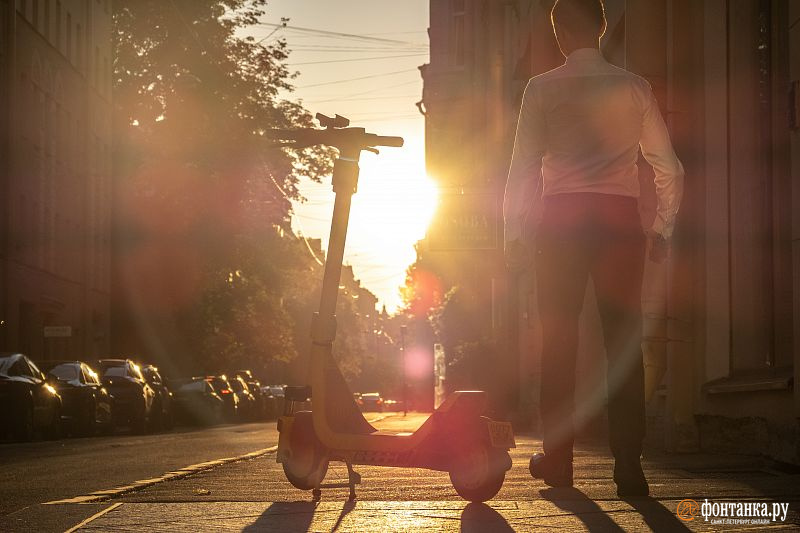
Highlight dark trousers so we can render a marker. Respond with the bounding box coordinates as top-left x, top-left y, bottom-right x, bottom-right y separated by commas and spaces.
535, 193, 646, 462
